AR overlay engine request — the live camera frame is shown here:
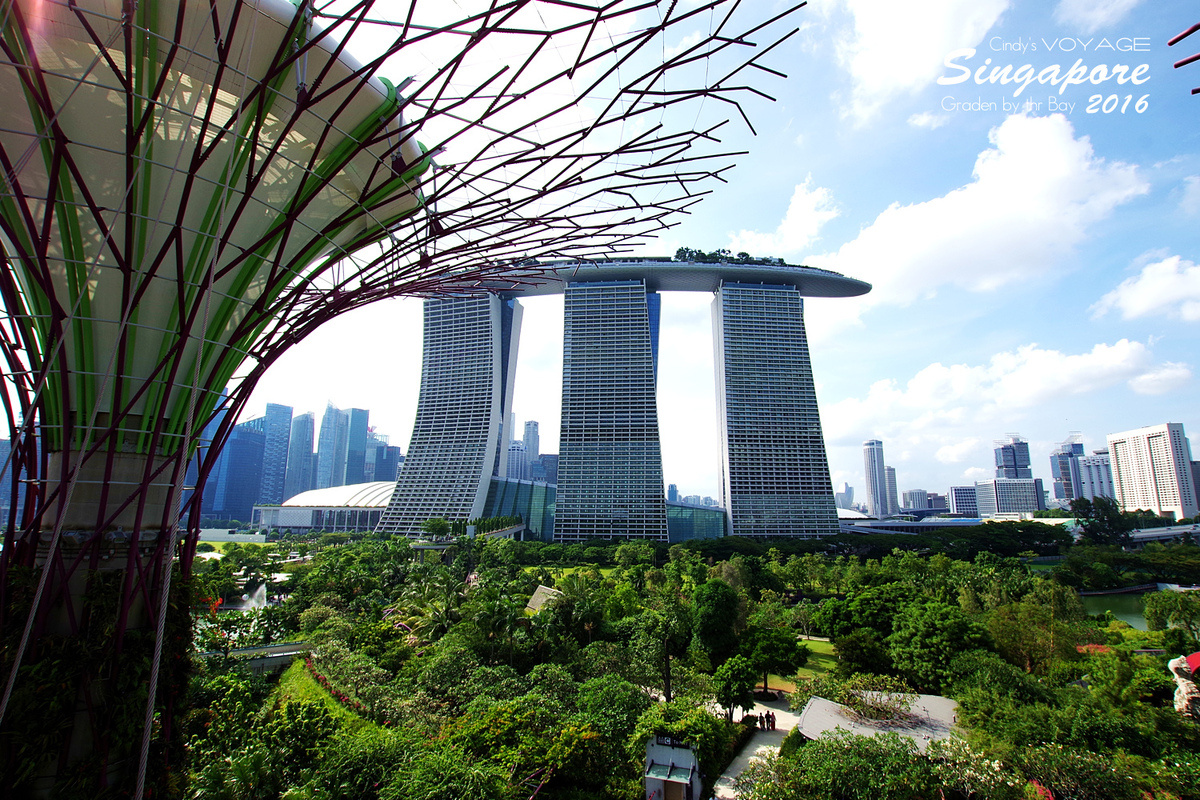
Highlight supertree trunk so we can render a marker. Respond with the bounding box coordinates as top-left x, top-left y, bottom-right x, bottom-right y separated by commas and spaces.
0, 0, 807, 793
